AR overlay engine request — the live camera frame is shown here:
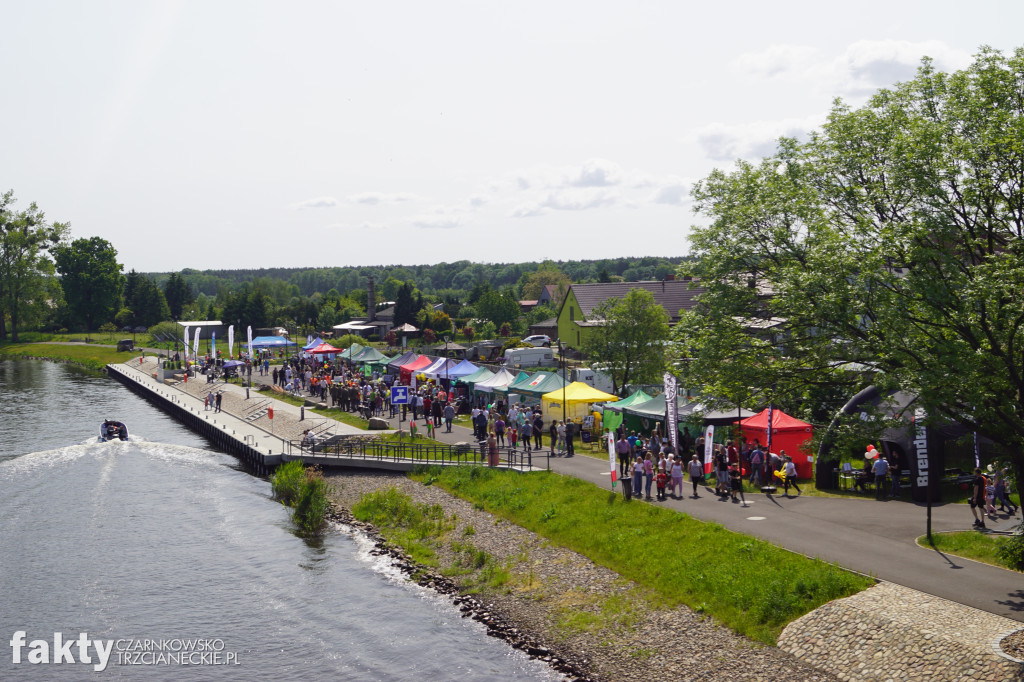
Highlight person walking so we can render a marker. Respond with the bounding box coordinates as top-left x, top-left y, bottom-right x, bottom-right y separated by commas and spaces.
749, 444, 763, 487
616, 435, 632, 478
970, 467, 987, 529
889, 451, 902, 498
494, 415, 506, 447
443, 402, 455, 433
783, 456, 801, 497
871, 454, 889, 501
688, 454, 704, 498
670, 456, 684, 499
632, 455, 644, 498
520, 419, 533, 453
